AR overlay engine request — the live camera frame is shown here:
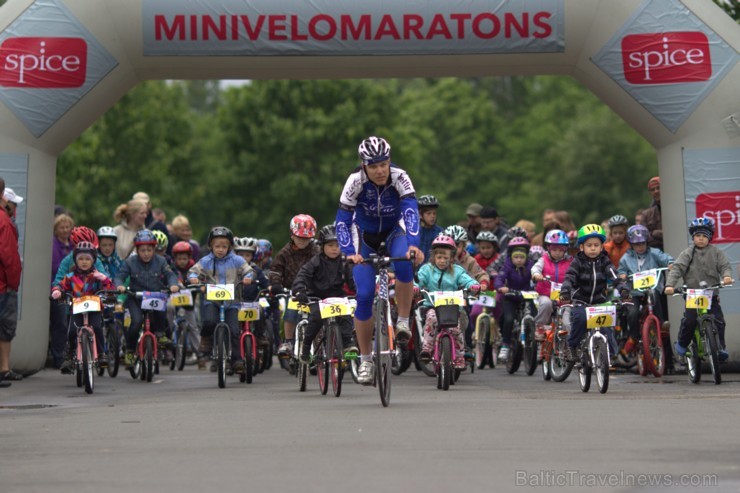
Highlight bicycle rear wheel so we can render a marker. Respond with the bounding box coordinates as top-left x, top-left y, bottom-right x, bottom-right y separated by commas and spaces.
703, 319, 721, 385
595, 338, 609, 394
329, 323, 343, 397
106, 322, 121, 377
82, 333, 94, 394
374, 299, 392, 407
215, 324, 229, 388
522, 317, 538, 376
